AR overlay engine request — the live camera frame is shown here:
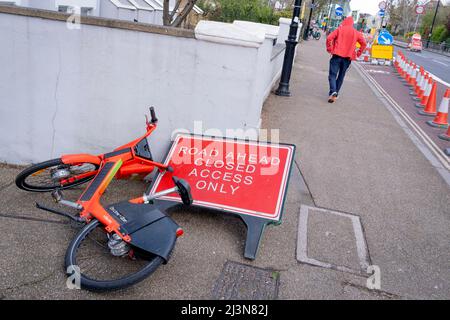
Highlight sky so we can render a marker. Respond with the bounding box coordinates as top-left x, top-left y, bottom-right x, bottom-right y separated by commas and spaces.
350, 0, 384, 15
